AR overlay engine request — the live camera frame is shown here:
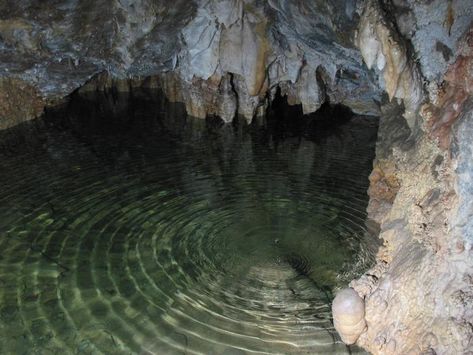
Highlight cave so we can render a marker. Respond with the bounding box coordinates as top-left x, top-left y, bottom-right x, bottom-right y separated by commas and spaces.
0, 1, 472, 354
